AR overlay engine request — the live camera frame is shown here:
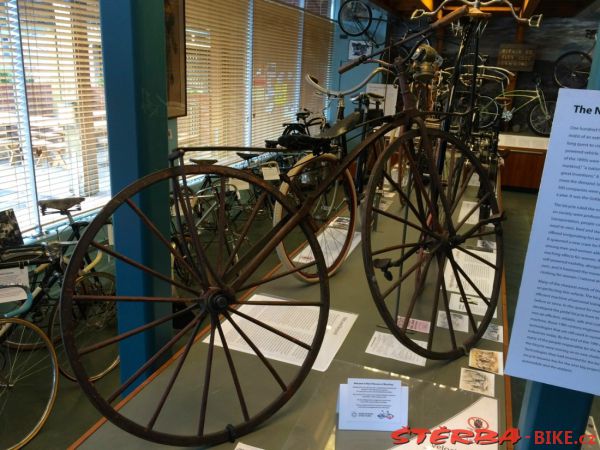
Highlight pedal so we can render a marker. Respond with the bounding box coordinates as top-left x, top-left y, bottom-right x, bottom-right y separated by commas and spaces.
373, 258, 393, 281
